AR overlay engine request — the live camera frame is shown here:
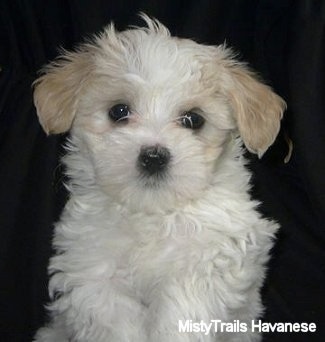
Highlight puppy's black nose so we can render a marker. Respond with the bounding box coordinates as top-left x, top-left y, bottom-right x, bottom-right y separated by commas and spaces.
138, 145, 171, 175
